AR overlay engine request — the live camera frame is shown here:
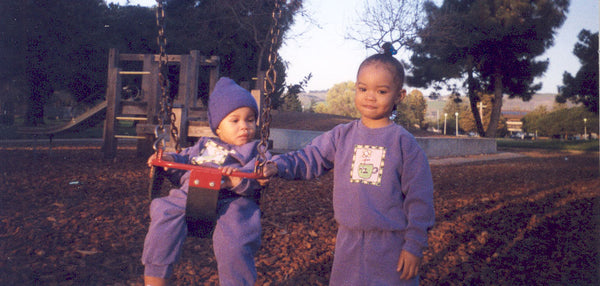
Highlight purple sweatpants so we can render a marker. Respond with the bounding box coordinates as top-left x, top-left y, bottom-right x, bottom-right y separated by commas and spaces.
329, 225, 419, 286
142, 188, 261, 285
